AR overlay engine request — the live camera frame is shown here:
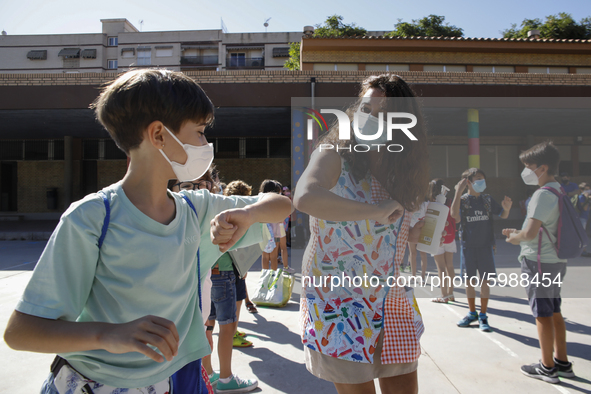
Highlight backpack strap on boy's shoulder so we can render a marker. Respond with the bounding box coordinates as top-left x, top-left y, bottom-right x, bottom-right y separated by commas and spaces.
97, 191, 110, 249
182, 194, 198, 216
